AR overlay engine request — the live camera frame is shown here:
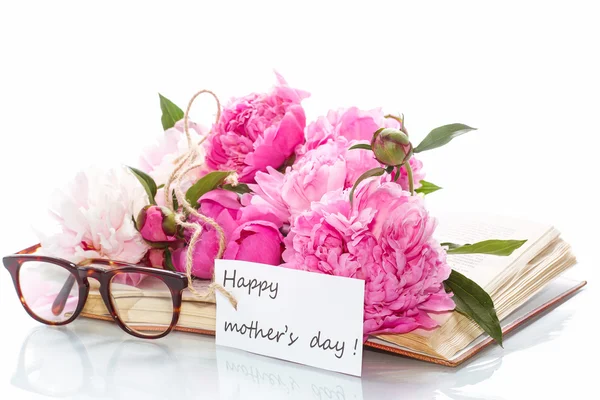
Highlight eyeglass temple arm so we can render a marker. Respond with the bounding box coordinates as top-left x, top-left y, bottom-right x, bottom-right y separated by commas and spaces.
12, 244, 74, 316
16, 244, 41, 255
51, 274, 77, 316
50, 259, 101, 316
